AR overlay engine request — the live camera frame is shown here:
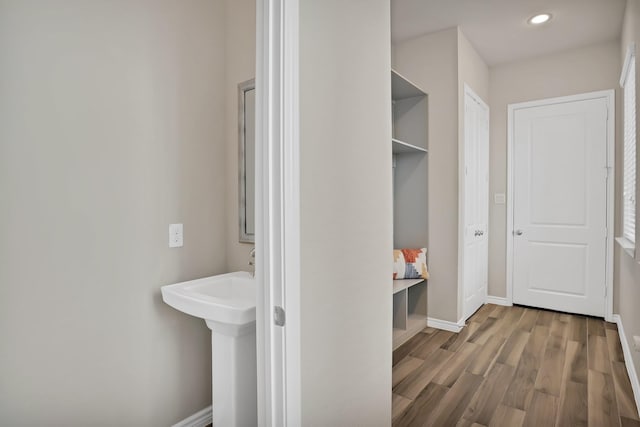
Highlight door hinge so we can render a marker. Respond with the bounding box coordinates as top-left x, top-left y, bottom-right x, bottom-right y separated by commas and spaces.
605, 286, 608, 297
274, 306, 286, 327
